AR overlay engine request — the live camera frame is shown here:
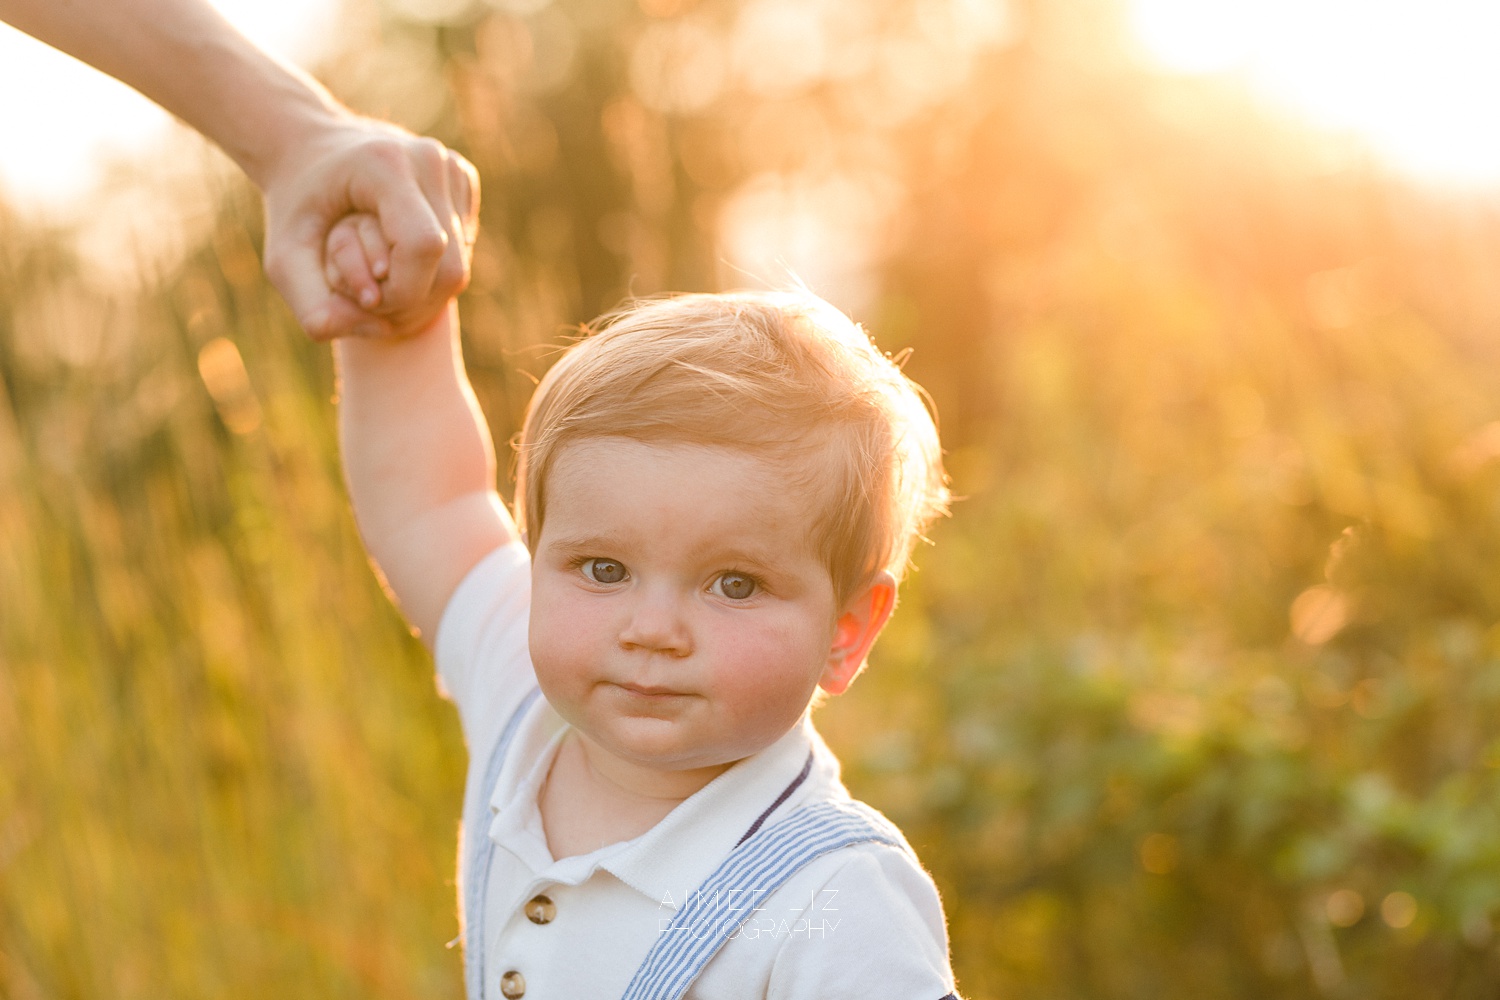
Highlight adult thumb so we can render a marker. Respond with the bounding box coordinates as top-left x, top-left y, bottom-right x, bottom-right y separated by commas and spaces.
263, 225, 379, 340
